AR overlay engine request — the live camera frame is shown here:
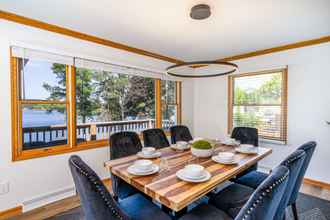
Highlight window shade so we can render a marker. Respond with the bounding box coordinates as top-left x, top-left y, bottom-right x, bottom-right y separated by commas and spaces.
11, 46, 74, 65
229, 70, 287, 142
11, 46, 181, 81
74, 58, 180, 81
